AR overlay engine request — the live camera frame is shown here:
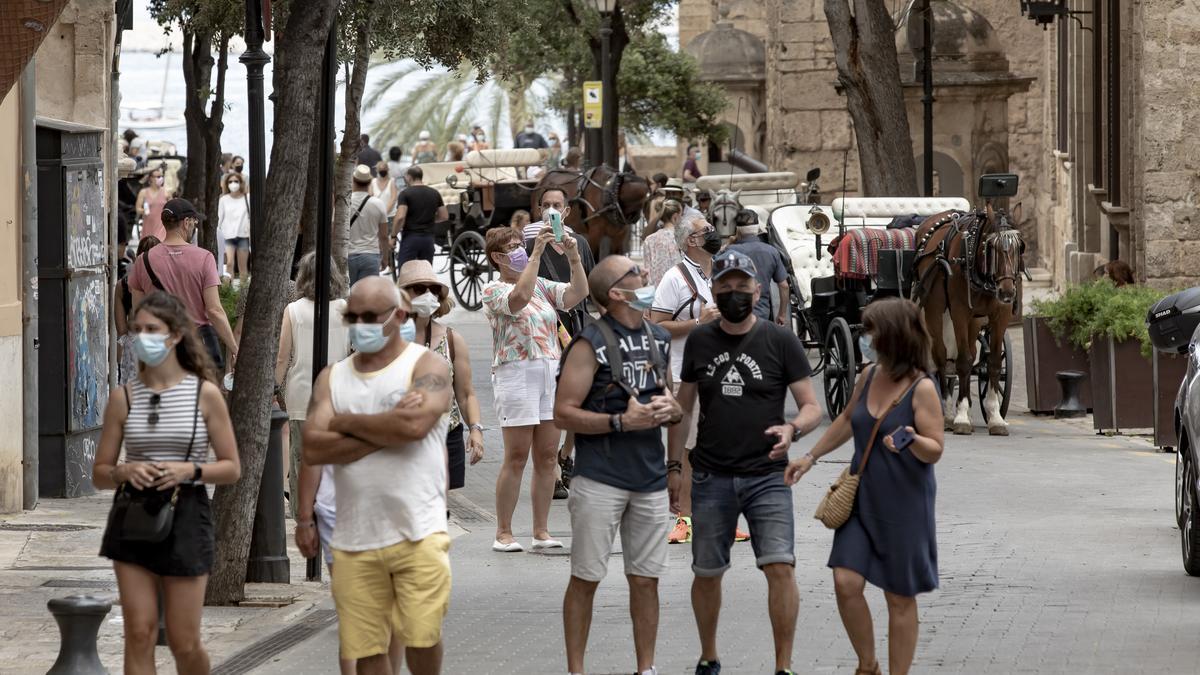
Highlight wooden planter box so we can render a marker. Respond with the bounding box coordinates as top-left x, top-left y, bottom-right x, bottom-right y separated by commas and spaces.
1091, 335, 1155, 431
1154, 350, 1189, 450
1022, 316, 1092, 413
